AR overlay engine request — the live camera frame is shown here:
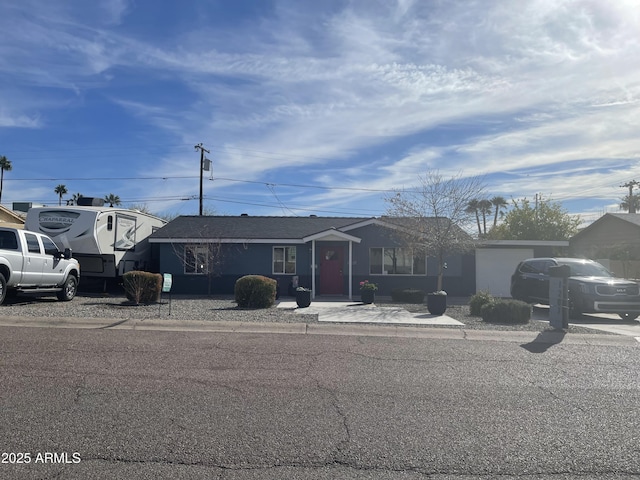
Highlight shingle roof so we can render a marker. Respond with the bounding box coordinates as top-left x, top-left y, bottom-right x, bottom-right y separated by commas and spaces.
149, 215, 474, 245
608, 213, 640, 227
149, 215, 372, 241
572, 212, 640, 240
